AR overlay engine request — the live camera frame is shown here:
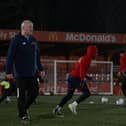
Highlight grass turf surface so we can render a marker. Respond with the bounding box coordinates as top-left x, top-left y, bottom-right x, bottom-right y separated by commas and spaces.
0, 95, 126, 126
